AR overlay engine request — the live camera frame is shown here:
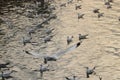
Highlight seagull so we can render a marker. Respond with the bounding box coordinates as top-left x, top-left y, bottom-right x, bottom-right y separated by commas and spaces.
43, 41, 82, 64
85, 66, 96, 78
67, 36, 73, 45
22, 36, 32, 46
104, 1, 110, 5
78, 34, 88, 40
0, 70, 16, 79
44, 35, 54, 43
25, 41, 82, 64
40, 64, 49, 78
93, 8, 100, 13
0, 62, 10, 70
106, 4, 112, 9
98, 13, 104, 18
67, 0, 73, 4
75, 4, 81, 10
78, 13, 85, 20
45, 28, 54, 34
